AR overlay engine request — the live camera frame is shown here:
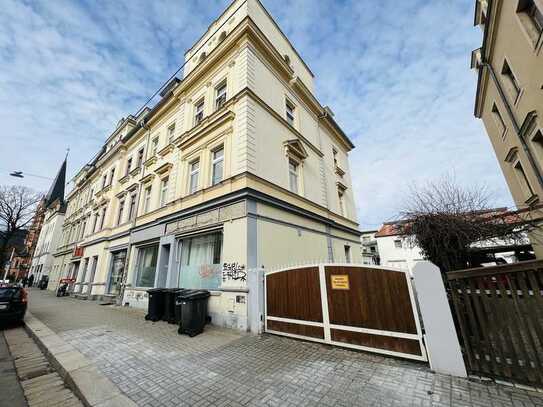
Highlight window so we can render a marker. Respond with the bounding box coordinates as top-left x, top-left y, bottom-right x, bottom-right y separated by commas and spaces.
110, 168, 115, 186
143, 186, 152, 213
286, 100, 295, 126
517, 0, 543, 44
338, 188, 345, 216
80, 219, 87, 239
394, 239, 402, 248
194, 99, 204, 125
344, 245, 351, 263
102, 174, 107, 189
128, 193, 137, 220
215, 82, 227, 110
501, 60, 520, 100
151, 137, 159, 156
289, 159, 299, 193
117, 199, 125, 225
491, 103, 507, 139
179, 232, 223, 290
135, 245, 158, 287
137, 148, 145, 168
514, 160, 535, 199
92, 212, 99, 233
167, 123, 176, 143
99, 206, 107, 230
189, 160, 200, 193
160, 177, 169, 207
126, 158, 133, 176
531, 130, 543, 162
211, 147, 224, 185
333, 148, 338, 166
